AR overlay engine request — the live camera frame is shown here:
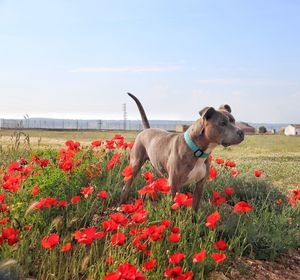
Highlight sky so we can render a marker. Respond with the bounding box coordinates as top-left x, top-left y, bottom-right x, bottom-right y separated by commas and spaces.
0, 0, 300, 123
